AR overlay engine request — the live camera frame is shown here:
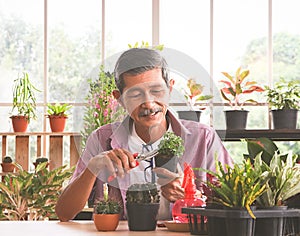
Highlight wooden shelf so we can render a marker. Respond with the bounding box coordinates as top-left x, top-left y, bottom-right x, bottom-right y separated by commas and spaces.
216, 129, 300, 141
